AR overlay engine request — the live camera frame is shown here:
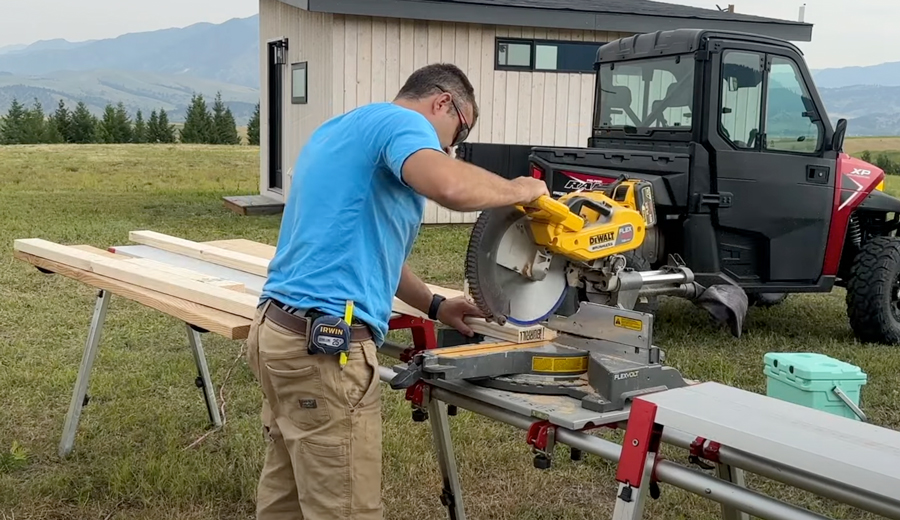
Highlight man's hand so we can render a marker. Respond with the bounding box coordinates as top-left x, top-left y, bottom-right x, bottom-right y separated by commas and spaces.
510, 176, 550, 205
436, 296, 486, 337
